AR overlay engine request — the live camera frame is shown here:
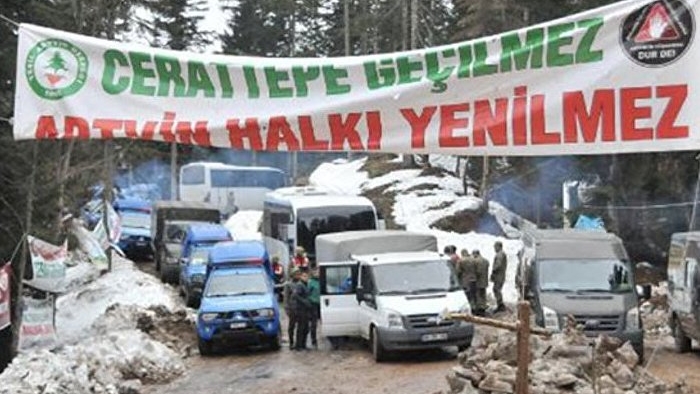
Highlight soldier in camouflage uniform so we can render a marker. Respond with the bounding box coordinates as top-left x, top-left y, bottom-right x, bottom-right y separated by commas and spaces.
491, 241, 508, 313
473, 250, 490, 316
